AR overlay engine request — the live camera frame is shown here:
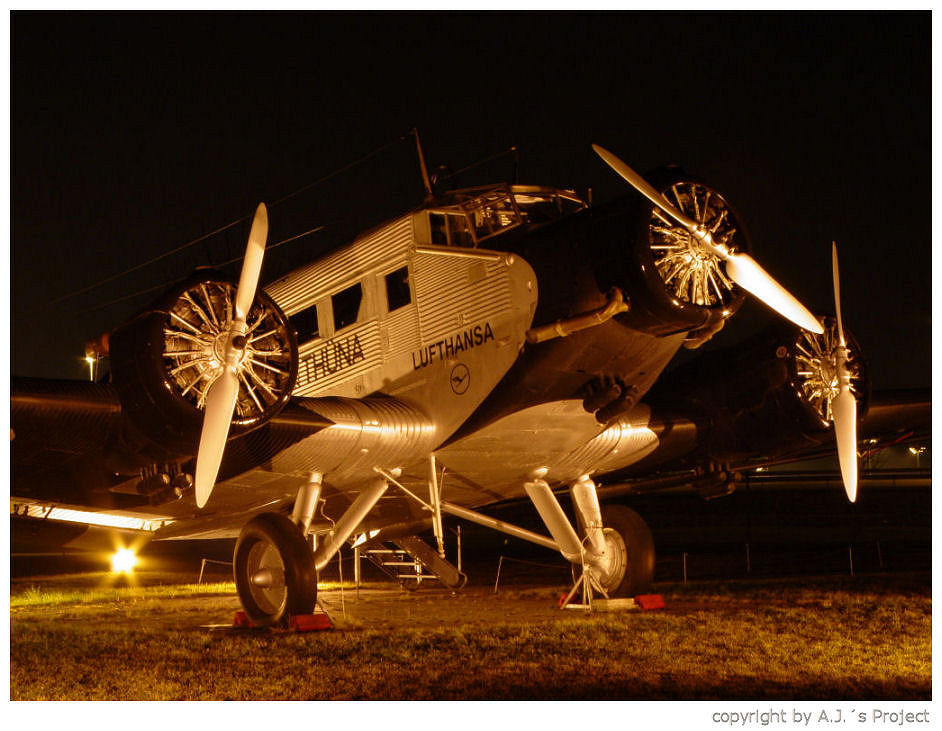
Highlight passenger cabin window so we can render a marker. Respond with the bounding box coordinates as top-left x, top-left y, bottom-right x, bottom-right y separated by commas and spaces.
289, 305, 319, 345
332, 283, 363, 331
384, 266, 412, 313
